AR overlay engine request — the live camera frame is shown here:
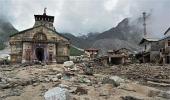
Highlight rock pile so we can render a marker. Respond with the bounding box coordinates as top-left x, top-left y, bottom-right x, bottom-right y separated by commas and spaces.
96, 64, 170, 81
